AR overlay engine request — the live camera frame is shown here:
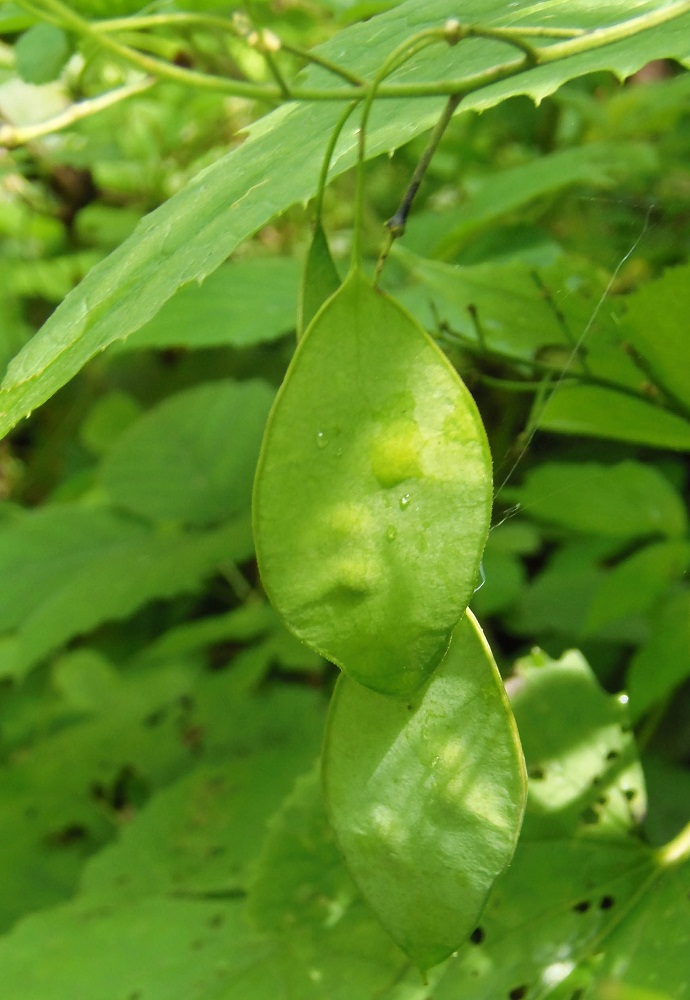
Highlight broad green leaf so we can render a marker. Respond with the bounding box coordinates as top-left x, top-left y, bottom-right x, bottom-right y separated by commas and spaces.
3, 0, 690, 435
505, 461, 687, 539
80, 751, 322, 902
0, 655, 196, 930
585, 540, 690, 634
0, 645, 324, 932
101, 380, 274, 526
0, 897, 279, 1000
120, 257, 301, 351
254, 269, 492, 696
507, 538, 611, 640
322, 611, 526, 971
539, 384, 690, 451
15, 24, 71, 85
509, 648, 646, 840
247, 765, 359, 934
0, 506, 253, 679
623, 262, 690, 409
585, 853, 690, 1000
79, 389, 143, 457
247, 765, 424, 997
627, 590, 690, 721
297, 223, 341, 338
